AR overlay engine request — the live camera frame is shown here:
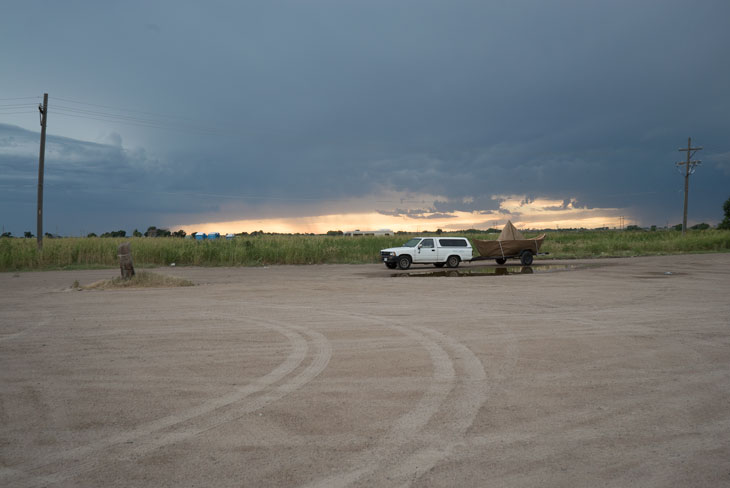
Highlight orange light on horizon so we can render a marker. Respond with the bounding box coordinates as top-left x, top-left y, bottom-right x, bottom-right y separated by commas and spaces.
170, 195, 628, 234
